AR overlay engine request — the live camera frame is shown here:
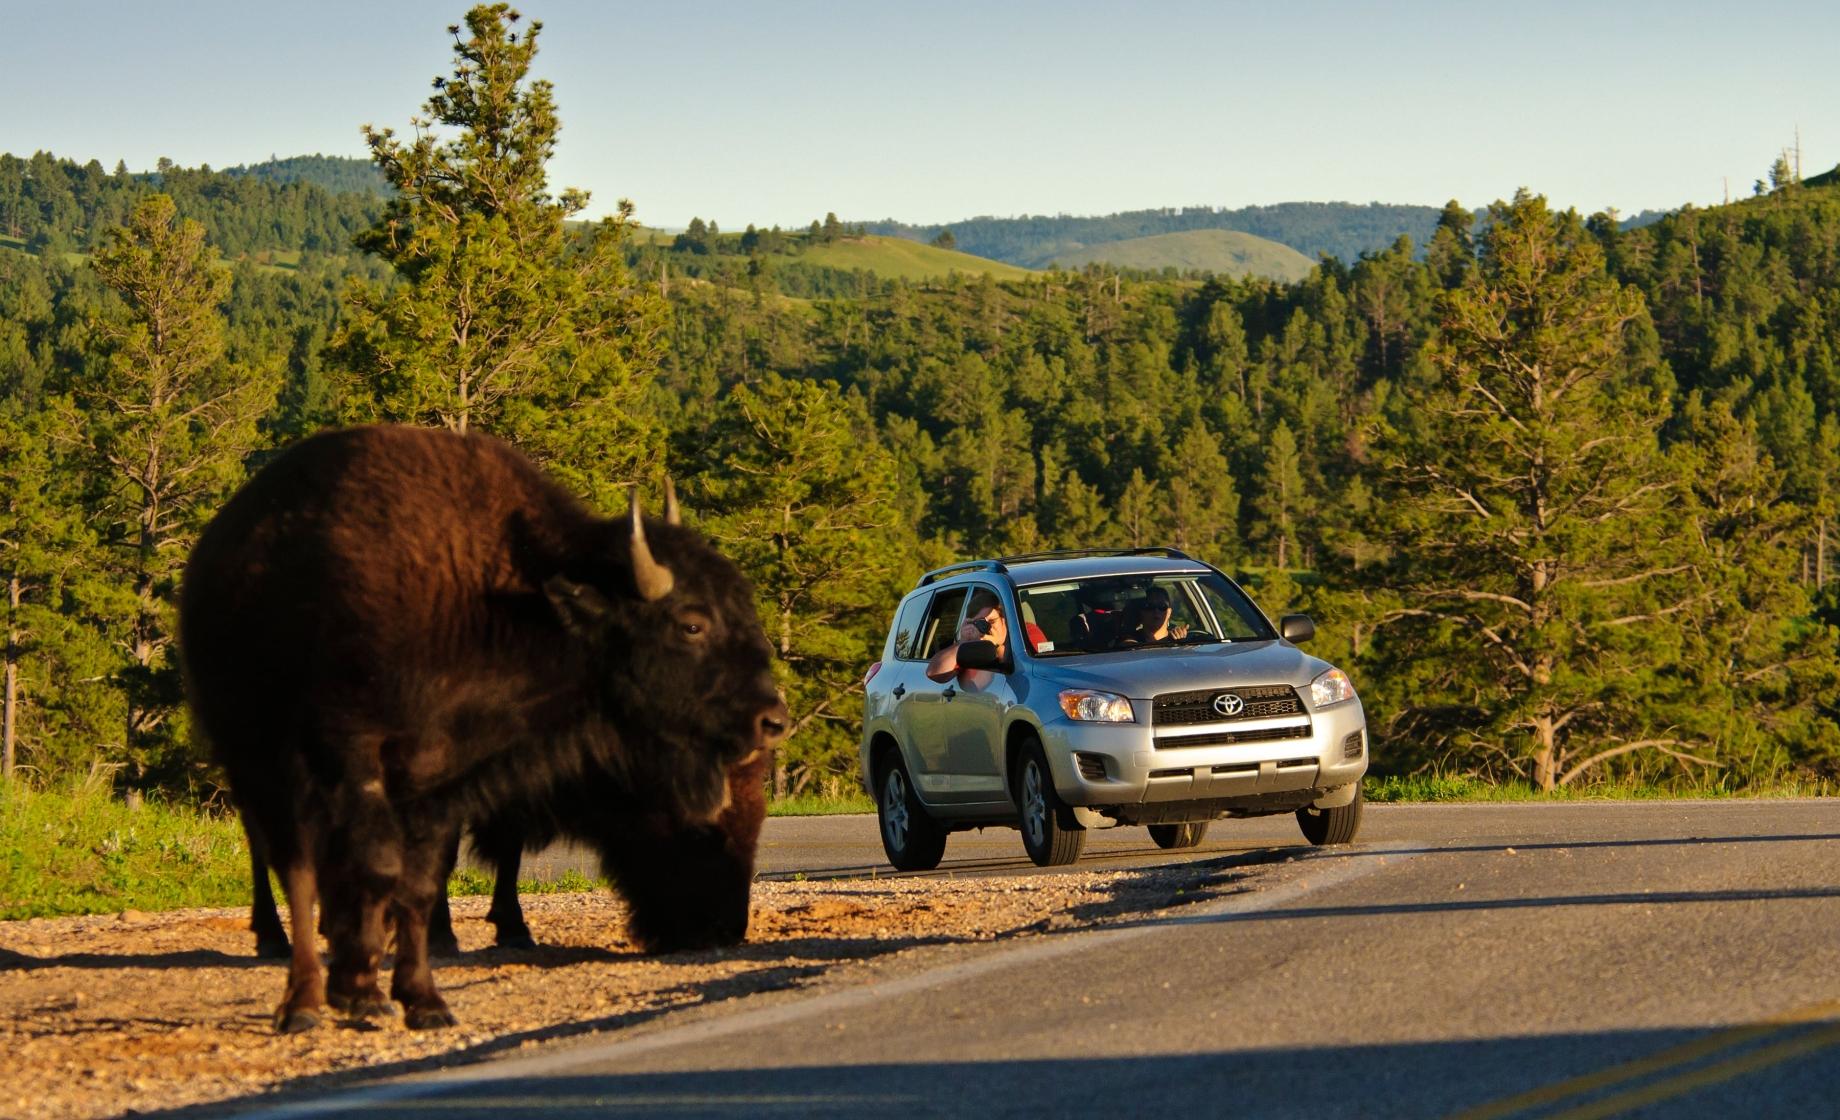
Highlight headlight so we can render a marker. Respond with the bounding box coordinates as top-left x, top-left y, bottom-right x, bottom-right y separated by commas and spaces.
1059, 689, 1135, 723
1310, 668, 1357, 708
